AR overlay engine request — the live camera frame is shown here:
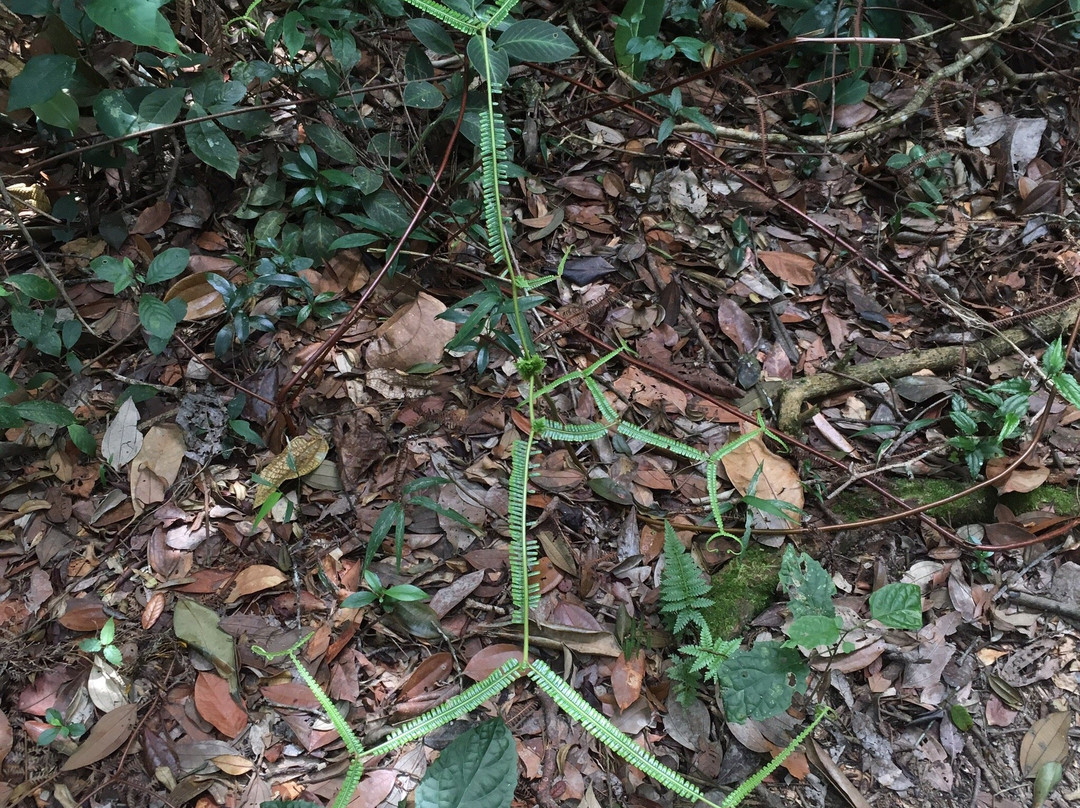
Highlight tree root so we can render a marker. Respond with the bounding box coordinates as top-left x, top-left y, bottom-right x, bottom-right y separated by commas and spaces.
777, 299, 1080, 434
